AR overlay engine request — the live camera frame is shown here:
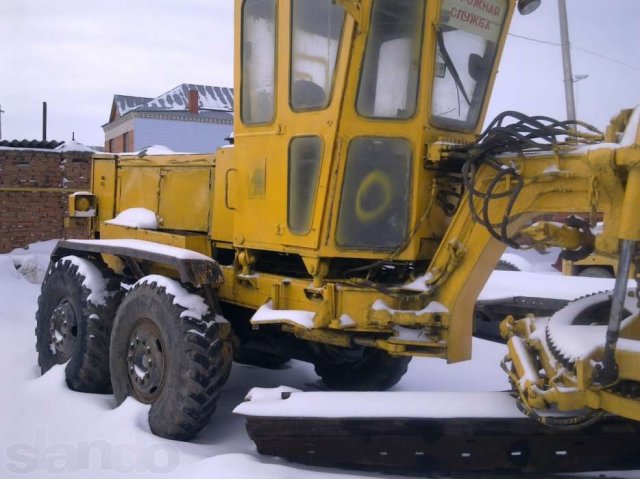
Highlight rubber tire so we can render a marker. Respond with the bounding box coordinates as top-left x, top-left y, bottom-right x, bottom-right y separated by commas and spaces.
313, 347, 411, 391
232, 335, 291, 368
110, 281, 232, 441
578, 267, 614, 278
233, 348, 291, 369
35, 256, 122, 393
